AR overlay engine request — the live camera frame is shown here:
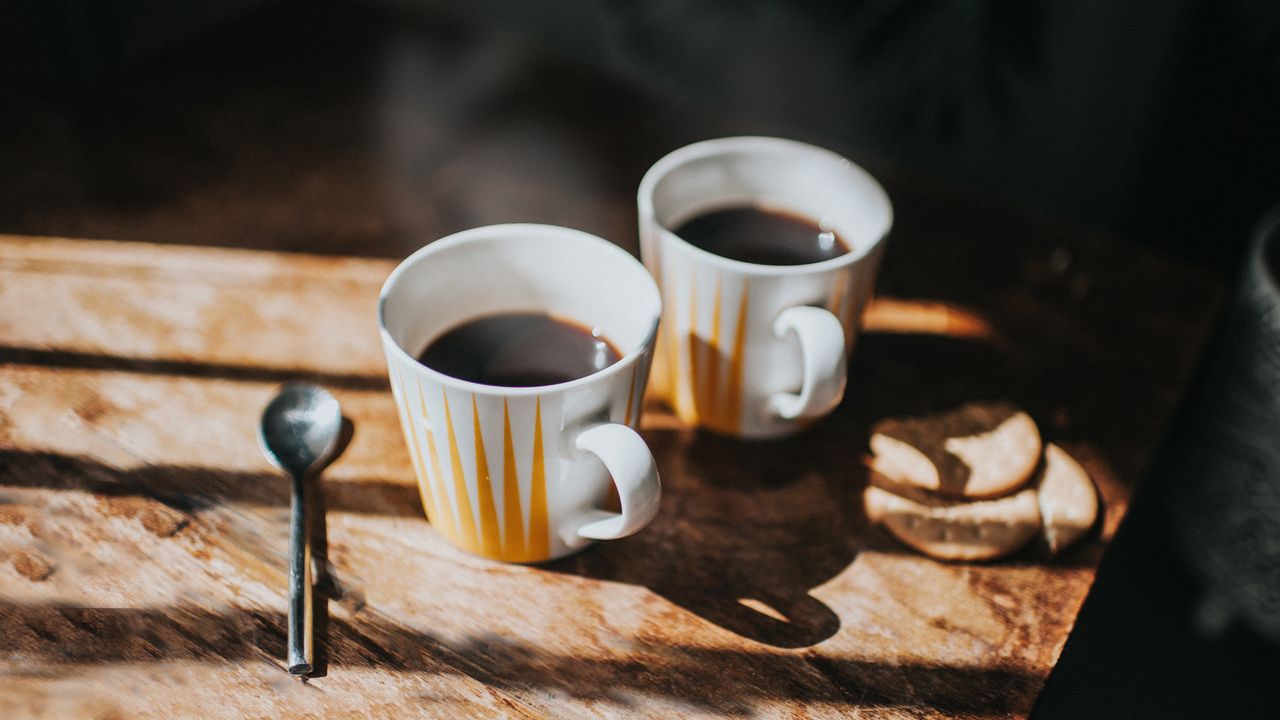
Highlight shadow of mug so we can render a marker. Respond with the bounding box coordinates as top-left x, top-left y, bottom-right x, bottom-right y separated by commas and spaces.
544, 411, 867, 648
